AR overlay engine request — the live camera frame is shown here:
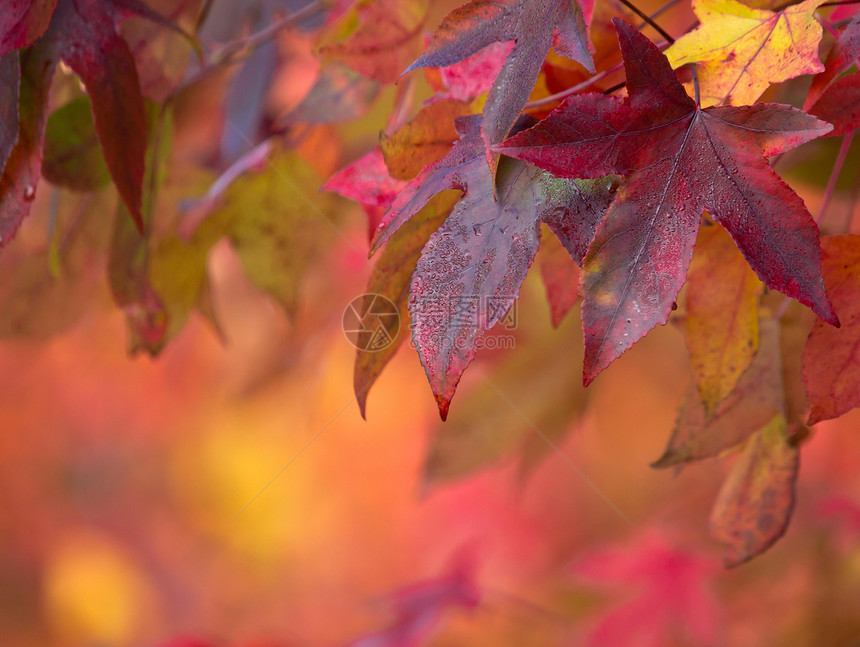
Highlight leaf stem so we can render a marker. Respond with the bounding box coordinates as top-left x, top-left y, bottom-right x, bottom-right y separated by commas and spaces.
525, 39, 672, 108
691, 63, 701, 106
818, 131, 855, 226
618, 0, 675, 43
194, 0, 215, 34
